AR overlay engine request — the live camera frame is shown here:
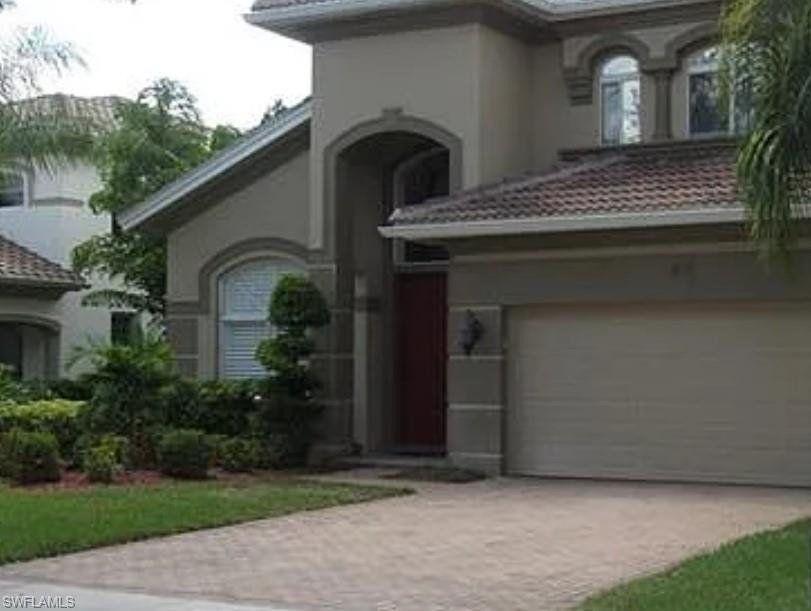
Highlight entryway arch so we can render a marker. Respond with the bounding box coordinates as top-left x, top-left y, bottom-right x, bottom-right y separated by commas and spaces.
323, 112, 463, 454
